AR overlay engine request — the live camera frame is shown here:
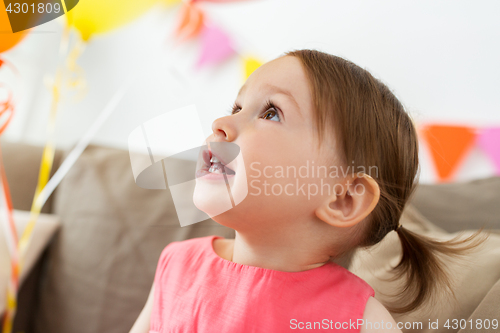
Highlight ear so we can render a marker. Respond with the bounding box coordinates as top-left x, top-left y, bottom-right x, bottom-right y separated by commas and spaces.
315, 174, 380, 228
